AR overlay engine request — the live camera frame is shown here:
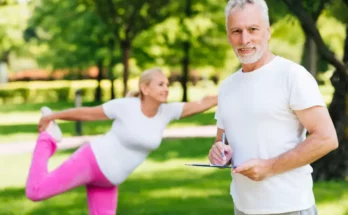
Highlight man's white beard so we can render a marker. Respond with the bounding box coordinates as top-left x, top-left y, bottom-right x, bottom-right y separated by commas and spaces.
234, 45, 266, 64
